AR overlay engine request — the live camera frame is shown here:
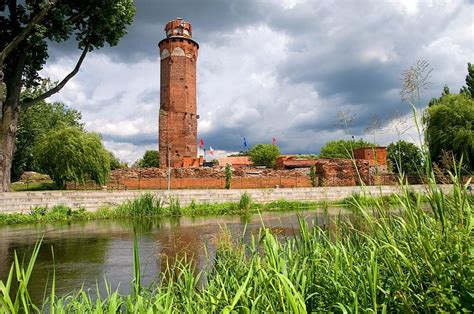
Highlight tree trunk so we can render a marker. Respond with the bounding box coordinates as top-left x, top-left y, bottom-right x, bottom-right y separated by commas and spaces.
1, 53, 25, 192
